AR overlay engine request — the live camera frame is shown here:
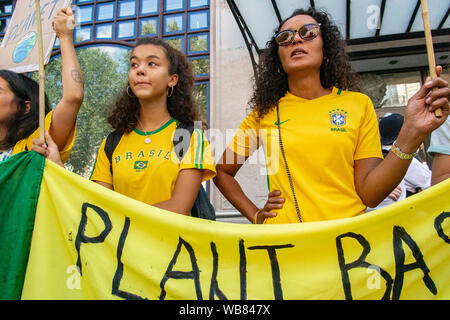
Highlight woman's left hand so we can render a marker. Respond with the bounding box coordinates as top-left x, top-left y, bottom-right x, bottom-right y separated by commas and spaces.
403, 65, 449, 138
31, 131, 64, 167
